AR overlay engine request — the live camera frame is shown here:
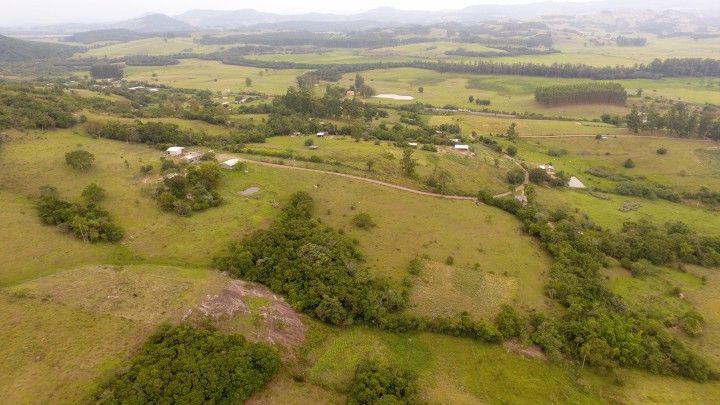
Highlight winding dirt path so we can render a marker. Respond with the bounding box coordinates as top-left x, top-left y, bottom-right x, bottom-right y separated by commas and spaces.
226, 154, 525, 201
